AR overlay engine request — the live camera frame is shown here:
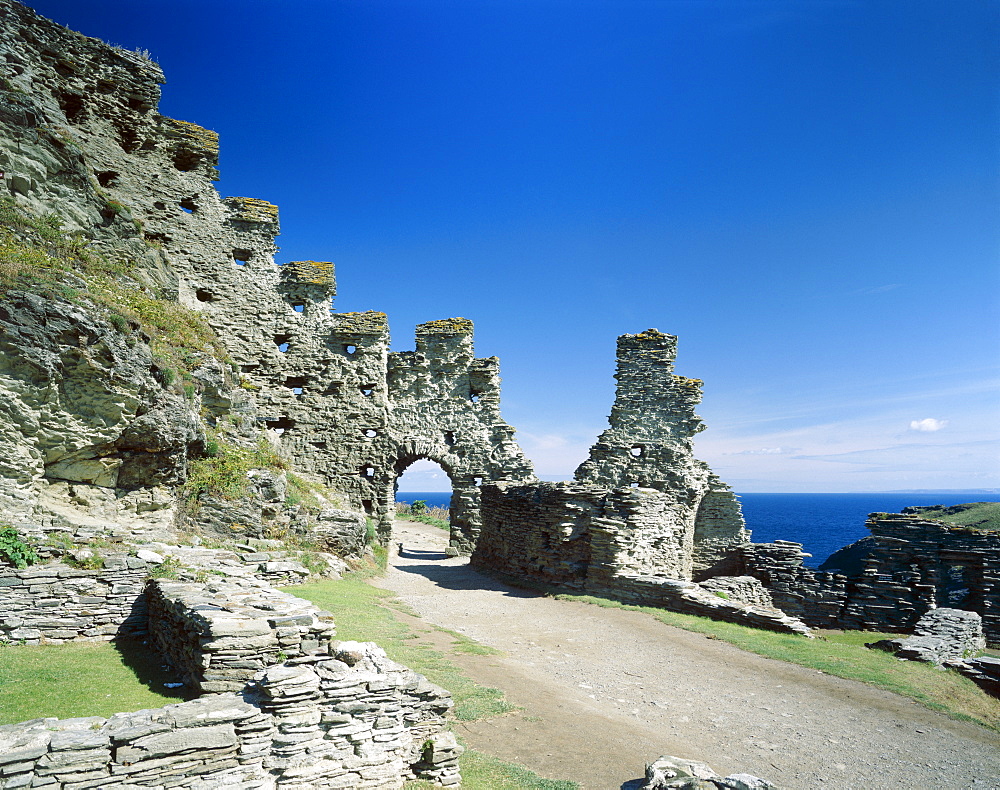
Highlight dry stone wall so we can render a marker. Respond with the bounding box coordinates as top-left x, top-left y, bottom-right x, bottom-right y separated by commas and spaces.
147, 577, 337, 694
739, 513, 1000, 644
0, 646, 461, 789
